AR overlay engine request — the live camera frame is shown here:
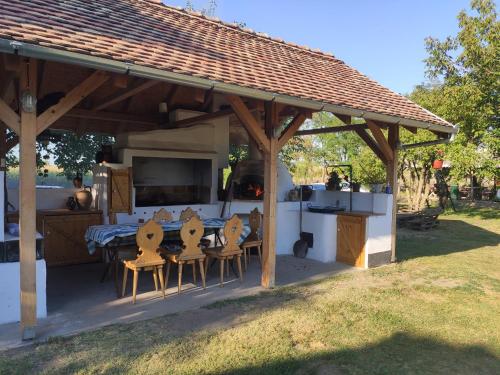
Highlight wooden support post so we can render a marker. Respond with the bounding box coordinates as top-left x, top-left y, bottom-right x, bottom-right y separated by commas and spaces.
261, 101, 278, 288
387, 125, 399, 262
262, 137, 278, 288
19, 57, 38, 340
